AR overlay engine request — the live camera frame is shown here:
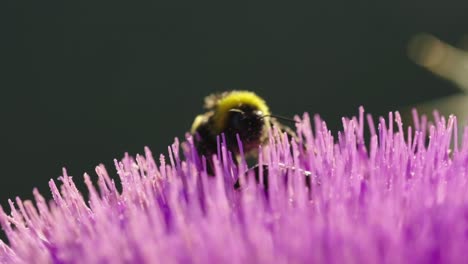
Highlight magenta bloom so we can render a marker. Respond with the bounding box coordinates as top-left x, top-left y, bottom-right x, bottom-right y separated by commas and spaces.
1, 107, 468, 263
